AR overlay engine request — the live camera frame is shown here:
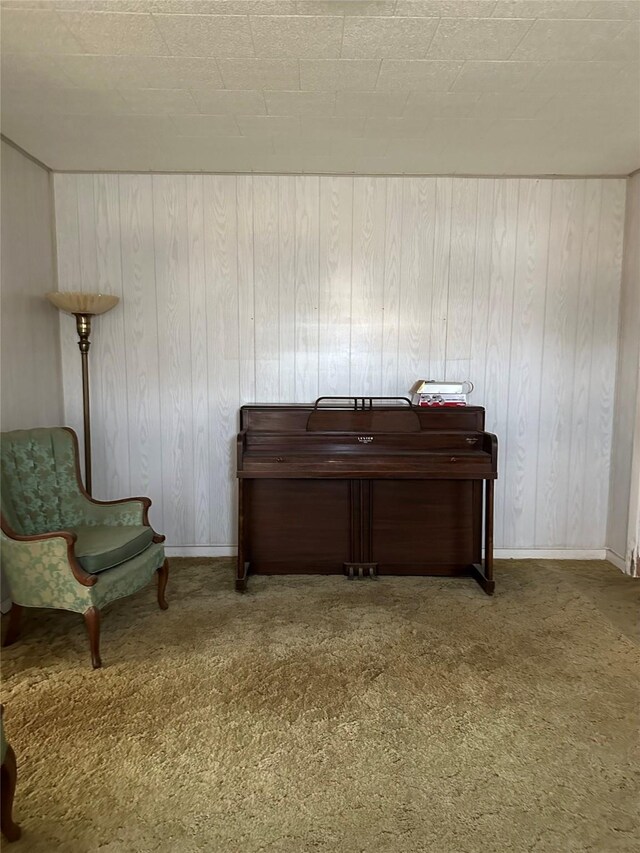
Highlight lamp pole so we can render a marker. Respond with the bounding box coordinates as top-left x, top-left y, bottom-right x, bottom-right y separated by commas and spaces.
46, 292, 119, 497
74, 312, 94, 495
